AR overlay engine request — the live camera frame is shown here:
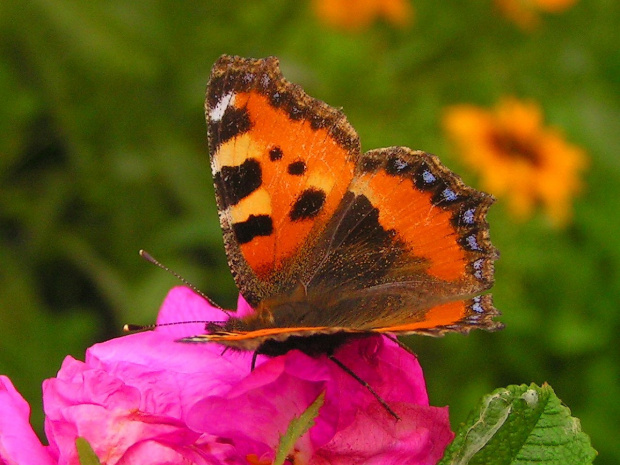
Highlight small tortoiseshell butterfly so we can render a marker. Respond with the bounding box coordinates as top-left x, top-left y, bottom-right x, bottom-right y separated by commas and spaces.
184, 55, 502, 381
